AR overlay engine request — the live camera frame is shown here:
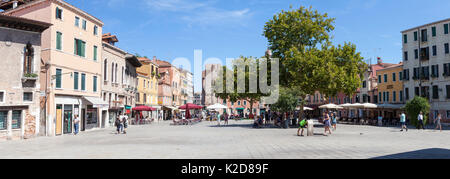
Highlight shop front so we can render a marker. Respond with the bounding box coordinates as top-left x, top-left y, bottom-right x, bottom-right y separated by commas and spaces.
82, 96, 108, 130
55, 96, 82, 136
